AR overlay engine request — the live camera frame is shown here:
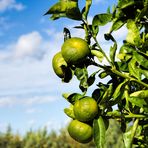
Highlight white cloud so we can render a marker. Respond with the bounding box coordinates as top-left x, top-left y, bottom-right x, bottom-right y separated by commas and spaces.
0, 97, 17, 107
0, 0, 25, 12
0, 95, 59, 108
13, 31, 43, 59
0, 31, 48, 60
